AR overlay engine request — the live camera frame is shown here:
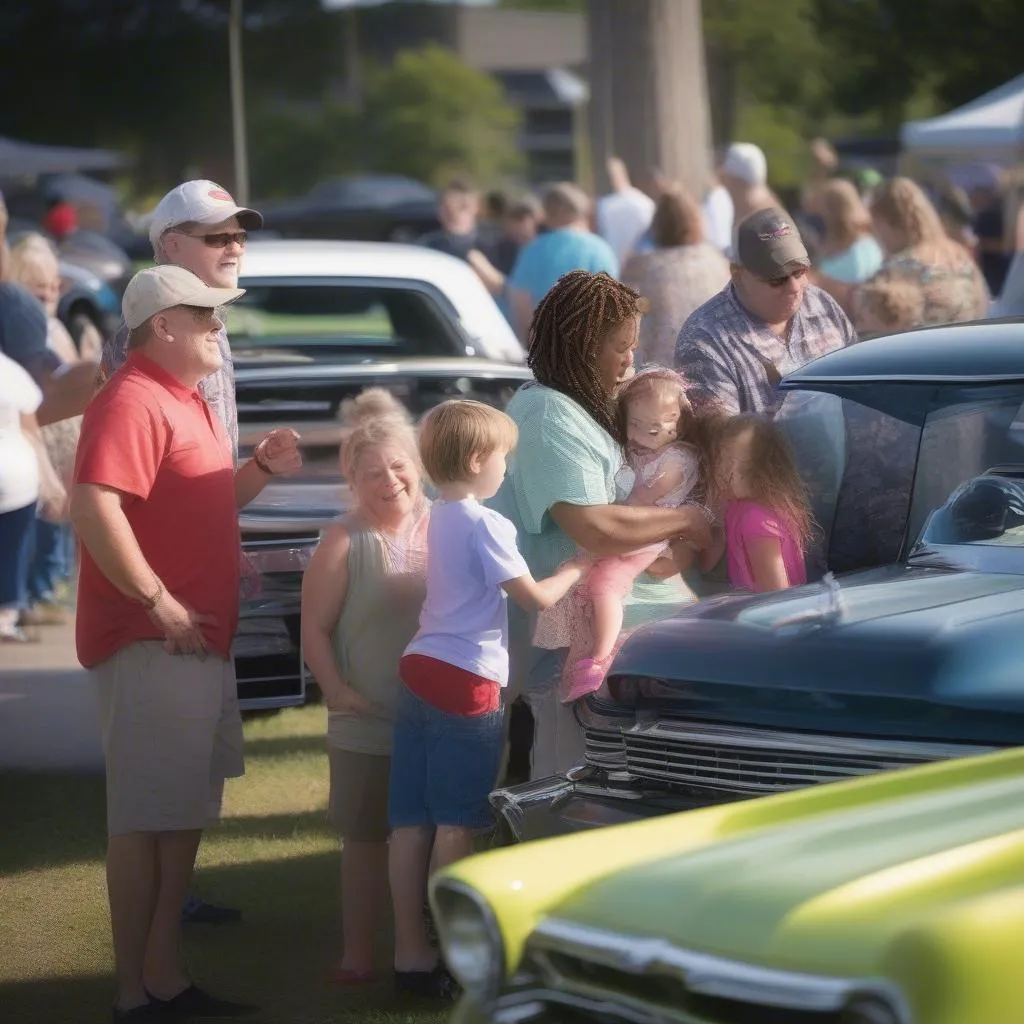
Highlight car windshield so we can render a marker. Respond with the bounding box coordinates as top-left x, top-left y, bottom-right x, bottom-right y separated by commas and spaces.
908, 386, 1024, 571
775, 391, 921, 575
228, 277, 464, 359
